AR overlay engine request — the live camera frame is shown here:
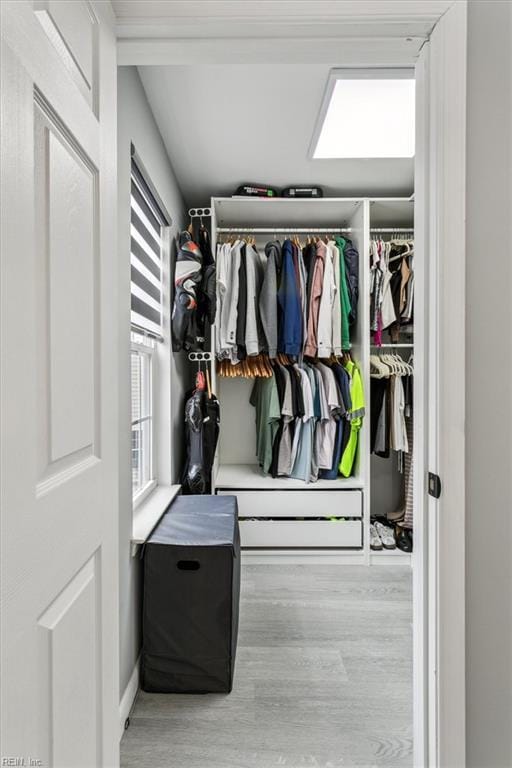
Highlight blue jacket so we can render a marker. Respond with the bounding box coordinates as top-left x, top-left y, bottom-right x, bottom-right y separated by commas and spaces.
277, 240, 302, 356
